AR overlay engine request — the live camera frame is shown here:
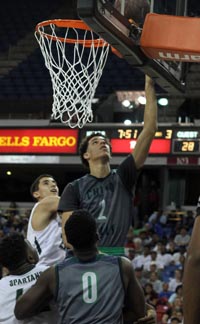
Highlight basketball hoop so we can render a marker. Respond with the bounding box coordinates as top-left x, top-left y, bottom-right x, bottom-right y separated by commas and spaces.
35, 19, 110, 128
